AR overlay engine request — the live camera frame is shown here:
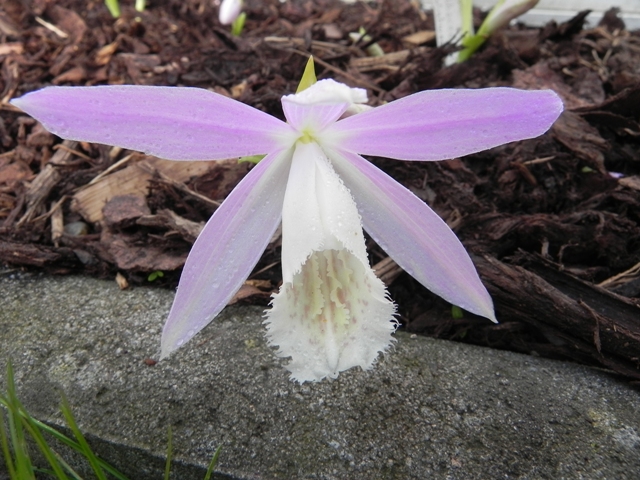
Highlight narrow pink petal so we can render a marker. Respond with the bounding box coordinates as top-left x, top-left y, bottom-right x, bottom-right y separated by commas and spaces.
161, 148, 292, 357
11, 86, 295, 160
331, 150, 496, 321
326, 88, 563, 161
